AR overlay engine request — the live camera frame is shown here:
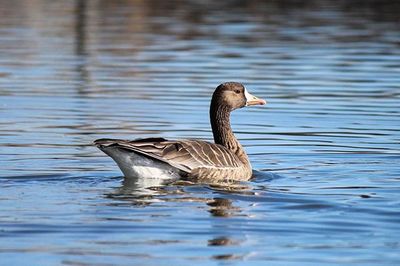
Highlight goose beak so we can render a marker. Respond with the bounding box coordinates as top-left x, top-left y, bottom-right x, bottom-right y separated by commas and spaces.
245, 89, 267, 106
